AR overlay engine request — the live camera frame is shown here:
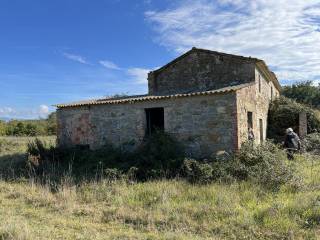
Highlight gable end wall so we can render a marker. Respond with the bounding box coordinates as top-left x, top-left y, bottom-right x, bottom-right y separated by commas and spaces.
149, 51, 256, 95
